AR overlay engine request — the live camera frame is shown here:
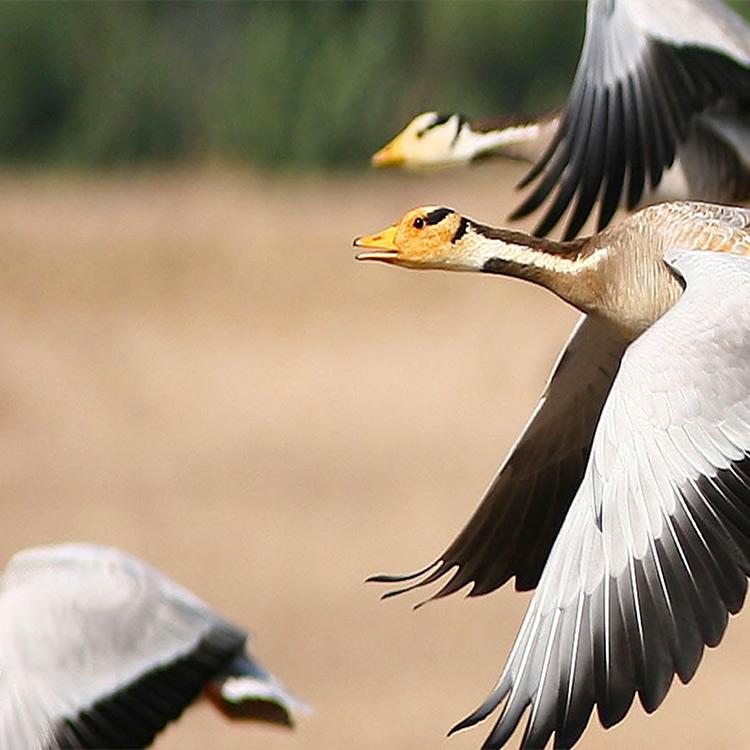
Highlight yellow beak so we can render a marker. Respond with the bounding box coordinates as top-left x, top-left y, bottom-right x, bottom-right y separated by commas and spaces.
371, 136, 405, 168
353, 224, 399, 261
